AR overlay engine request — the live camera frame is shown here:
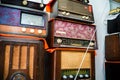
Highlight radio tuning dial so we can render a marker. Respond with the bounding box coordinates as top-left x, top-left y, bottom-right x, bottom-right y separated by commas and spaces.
38, 29, 42, 34
30, 29, 35, 33
57, 38, 62, 44
23, 0, 28, 5
22, 28, 26, 32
